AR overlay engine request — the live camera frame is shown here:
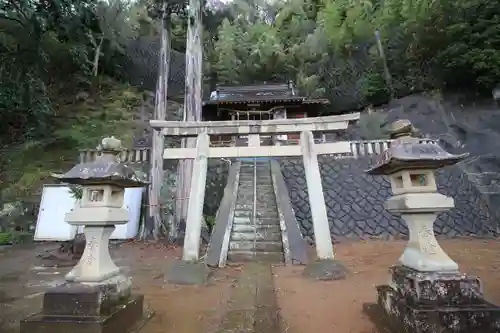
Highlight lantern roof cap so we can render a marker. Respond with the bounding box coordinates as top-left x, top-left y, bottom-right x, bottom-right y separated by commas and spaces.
367, 120, 468, 175
52, 137, 148, 187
